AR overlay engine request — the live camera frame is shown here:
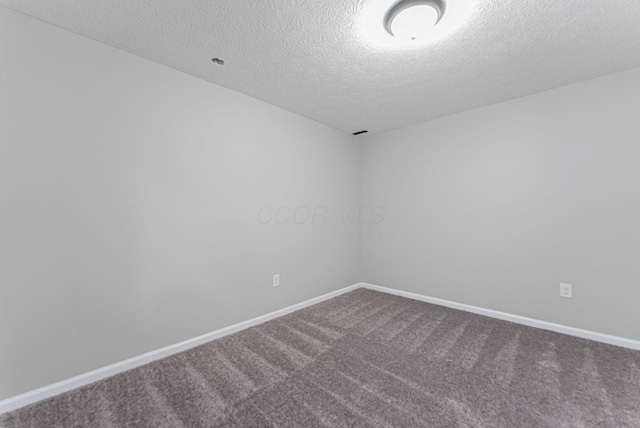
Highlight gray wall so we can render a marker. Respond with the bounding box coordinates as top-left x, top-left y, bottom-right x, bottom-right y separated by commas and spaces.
0, 8, 361, 400
3, 3, 640, 404
361, 67, 640, 341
